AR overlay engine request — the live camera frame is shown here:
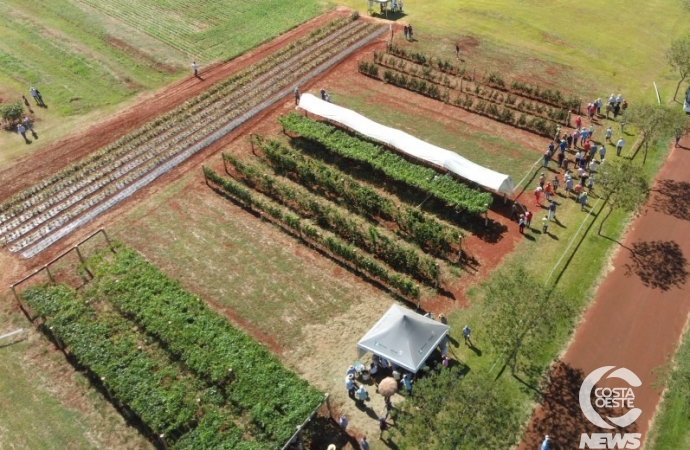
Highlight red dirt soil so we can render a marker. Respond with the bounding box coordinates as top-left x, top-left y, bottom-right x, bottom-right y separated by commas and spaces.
519, 139, 690, 449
